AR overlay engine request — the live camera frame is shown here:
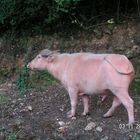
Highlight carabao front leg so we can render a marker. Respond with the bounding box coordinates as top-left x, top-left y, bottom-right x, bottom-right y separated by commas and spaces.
67, 88, 78, 118
82, 95, 89, 116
